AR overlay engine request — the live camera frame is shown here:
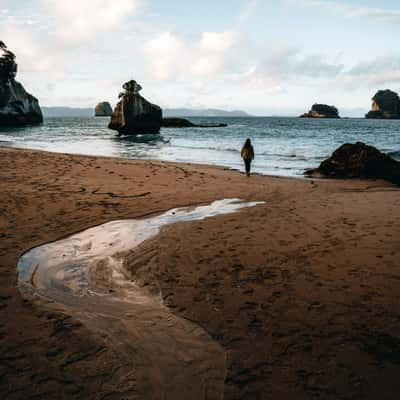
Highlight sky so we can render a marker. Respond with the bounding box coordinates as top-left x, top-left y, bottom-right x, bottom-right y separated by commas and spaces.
0, 0, 399, 116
